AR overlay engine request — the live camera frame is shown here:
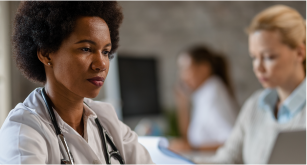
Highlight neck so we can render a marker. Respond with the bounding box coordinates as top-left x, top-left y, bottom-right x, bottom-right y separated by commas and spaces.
193, 74, 212, 92
44, 81, 84, 135
276, 74, 305, 104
